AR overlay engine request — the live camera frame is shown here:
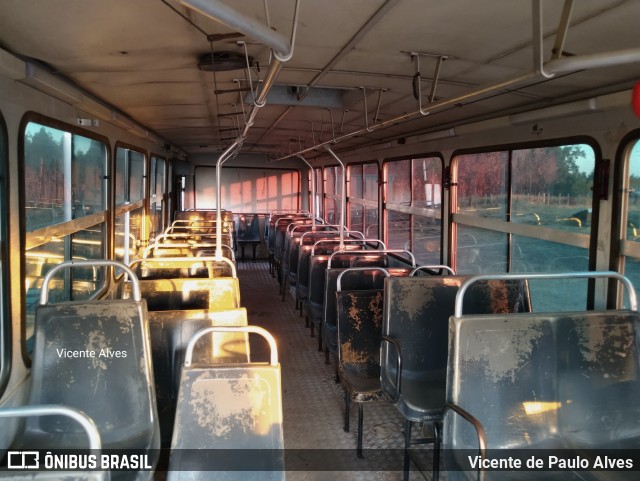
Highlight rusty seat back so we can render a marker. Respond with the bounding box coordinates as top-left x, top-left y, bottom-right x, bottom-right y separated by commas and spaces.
149, 308, 249, 445
168, 326, 284, 481
122, 277, 240, 312
22, 261, 159, 477
381, 274, 530, 480
443, 272, 639, 481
